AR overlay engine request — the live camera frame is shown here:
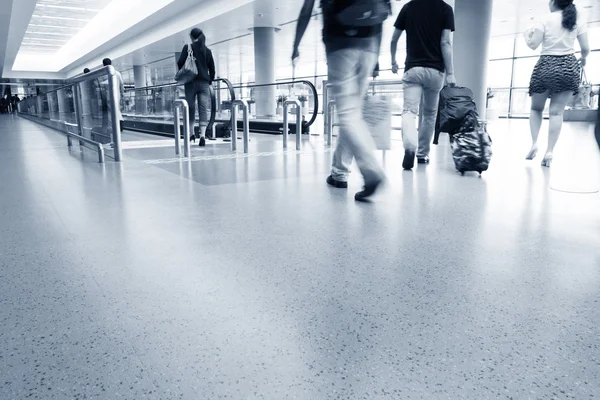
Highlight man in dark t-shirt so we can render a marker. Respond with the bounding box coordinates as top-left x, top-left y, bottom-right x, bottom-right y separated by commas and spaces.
390, 0, 455, 170
292, 0, 390, 201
